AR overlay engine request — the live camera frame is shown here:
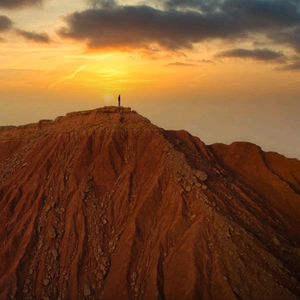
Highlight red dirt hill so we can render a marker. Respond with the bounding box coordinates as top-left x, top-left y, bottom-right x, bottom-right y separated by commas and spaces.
0, 106, 299, 300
